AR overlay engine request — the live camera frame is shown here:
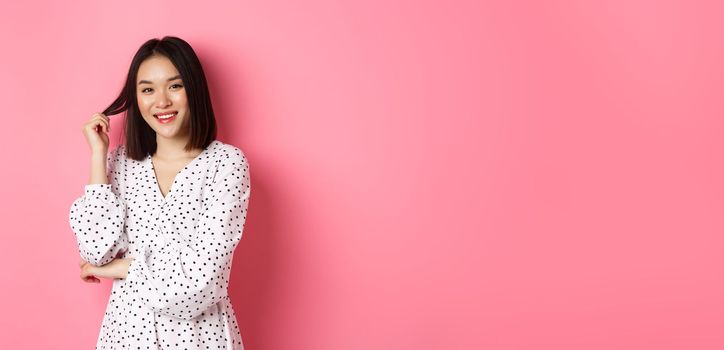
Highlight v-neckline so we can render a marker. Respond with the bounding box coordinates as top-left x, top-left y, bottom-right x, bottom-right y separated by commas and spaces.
147, 140, 217, 202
